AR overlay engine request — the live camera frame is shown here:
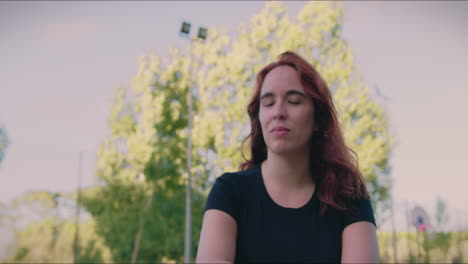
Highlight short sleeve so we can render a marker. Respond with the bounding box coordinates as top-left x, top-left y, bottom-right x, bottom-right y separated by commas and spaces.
204, 173, 240, 224
343, 199, 376, 229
